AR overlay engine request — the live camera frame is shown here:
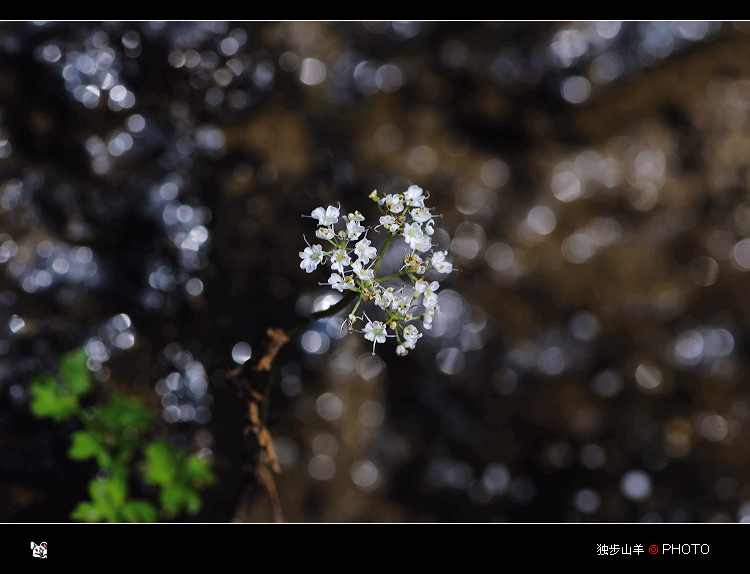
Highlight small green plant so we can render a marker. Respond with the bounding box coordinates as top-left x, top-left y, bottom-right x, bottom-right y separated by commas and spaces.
29, 347, 214, 522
